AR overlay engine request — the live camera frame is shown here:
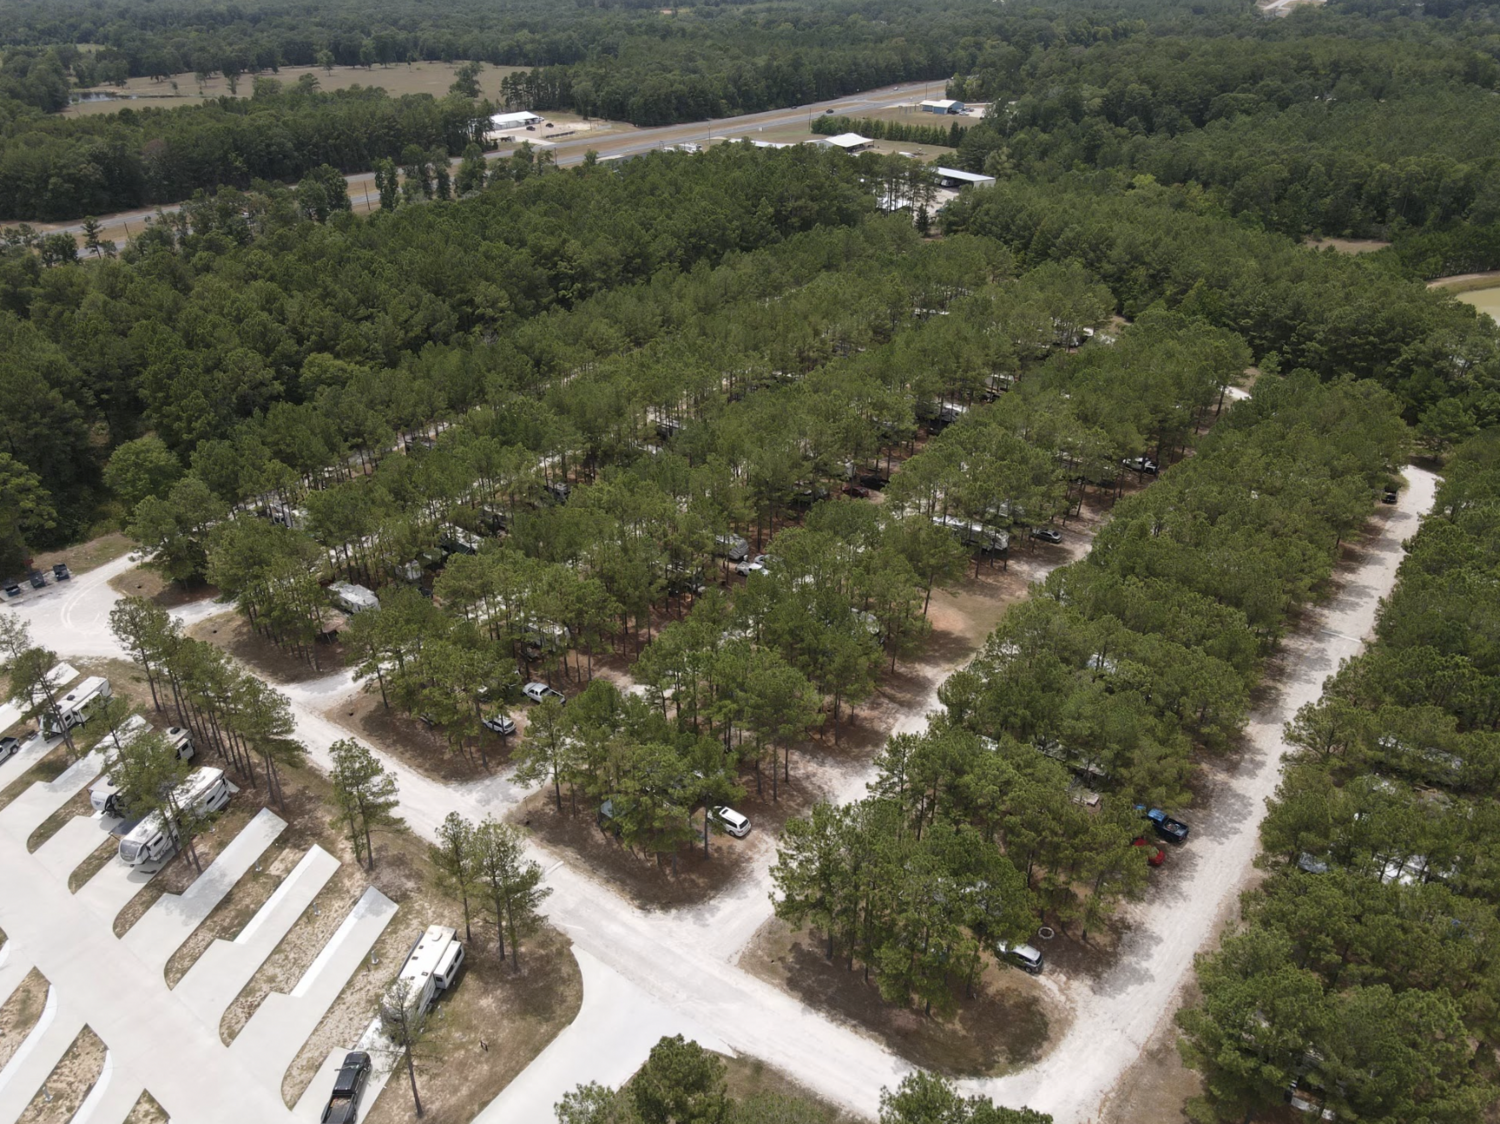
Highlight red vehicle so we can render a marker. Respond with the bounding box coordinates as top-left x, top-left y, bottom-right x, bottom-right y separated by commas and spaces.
1134, 837, 1166, 866
842, 483, 873, 499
